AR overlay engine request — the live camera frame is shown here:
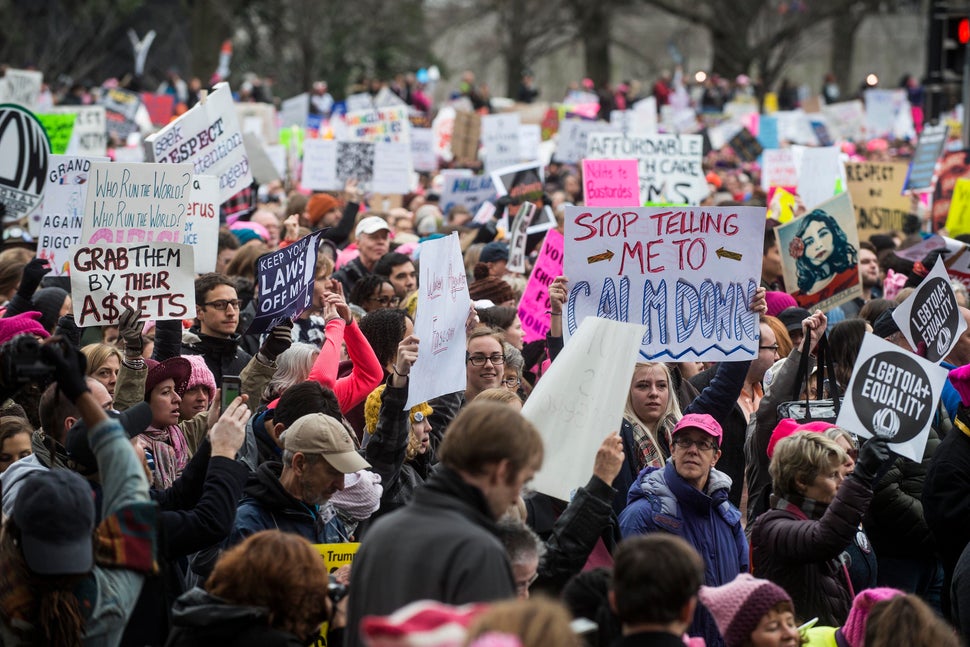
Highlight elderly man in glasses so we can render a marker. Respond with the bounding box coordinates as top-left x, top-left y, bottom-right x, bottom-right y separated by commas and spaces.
617, 413, 748, 647
181, 272, 253, 385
